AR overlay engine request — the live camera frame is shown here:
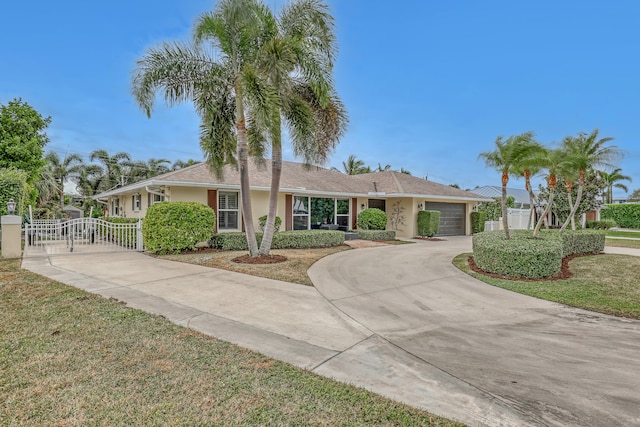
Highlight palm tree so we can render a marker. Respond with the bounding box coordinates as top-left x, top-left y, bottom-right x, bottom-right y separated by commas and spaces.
241, 0, 346, 255
172, 159, 200, 170
132, 0, 276, 256
334, 154, 369, 175
376, 163, 392, 172
559, 130, 621, 231
533, 148, 575, 237
479, 131, 535, 239
599, 168, 632, 203
89, 149, 131, 192
512, 139, 546, 229
44, 151, 84, 206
